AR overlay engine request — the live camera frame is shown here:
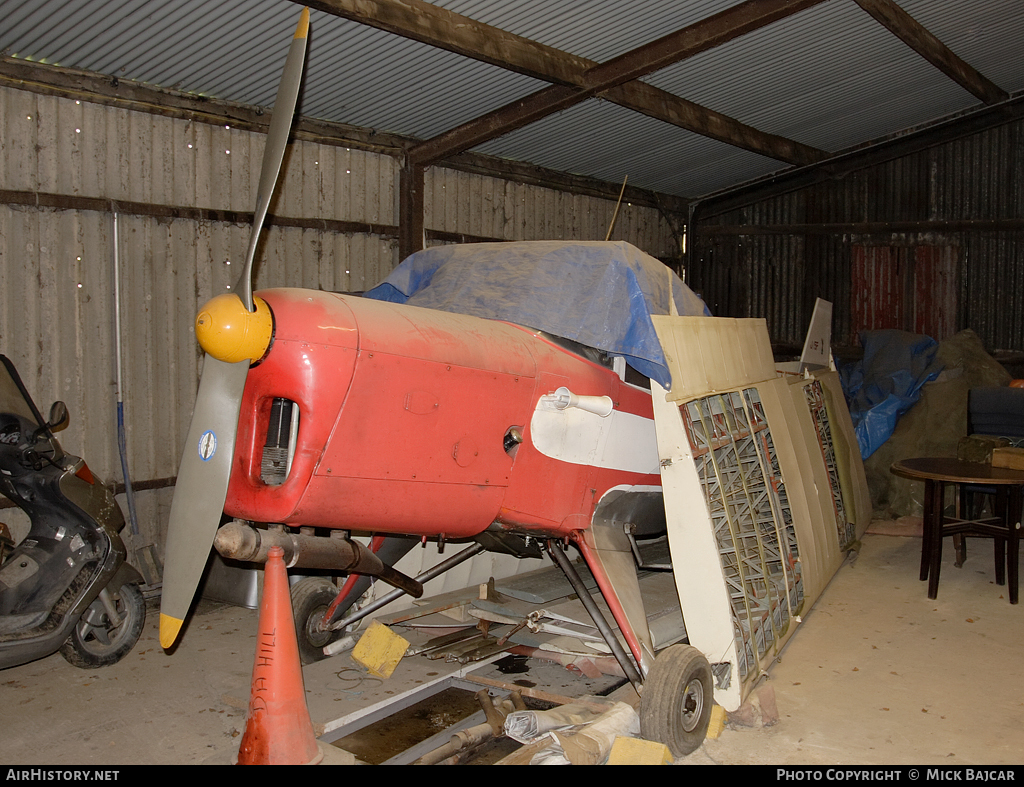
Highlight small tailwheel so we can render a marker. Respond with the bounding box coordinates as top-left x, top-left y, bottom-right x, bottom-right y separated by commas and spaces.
290, 577, 343, 665
639, 644, 714, 758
